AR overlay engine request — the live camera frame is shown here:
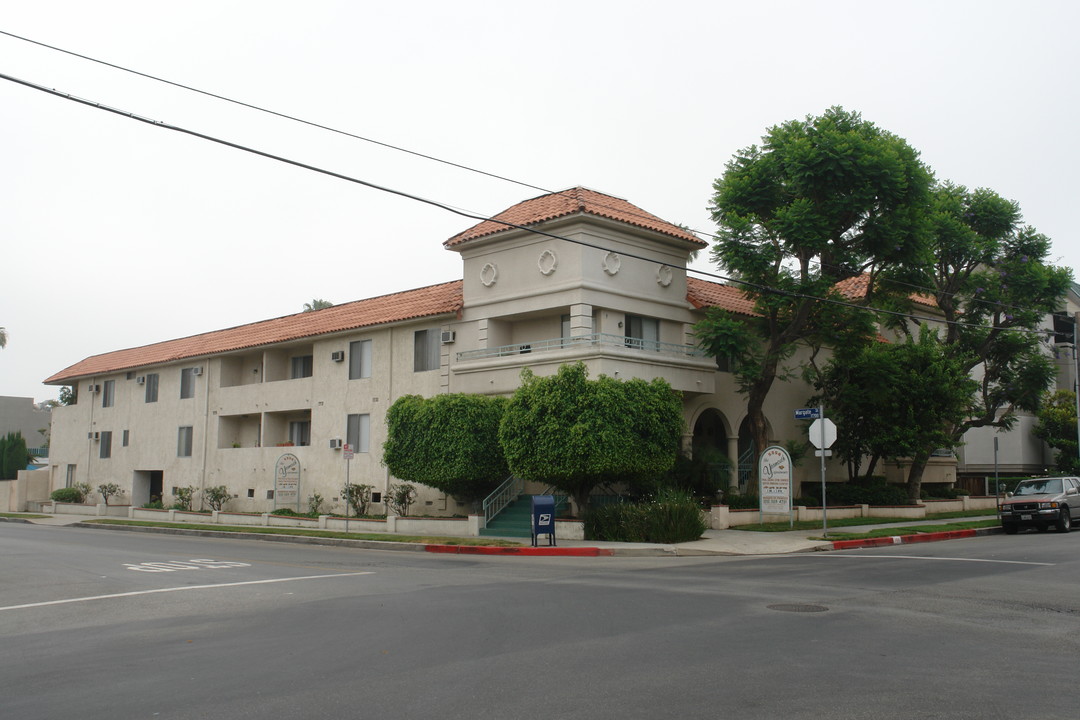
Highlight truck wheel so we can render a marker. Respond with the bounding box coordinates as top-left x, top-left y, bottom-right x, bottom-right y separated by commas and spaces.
1003, 523, 1018, 535
1057, 510, 1071, 533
